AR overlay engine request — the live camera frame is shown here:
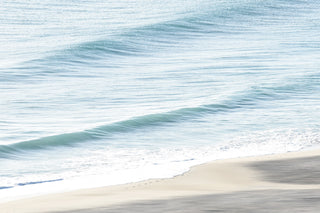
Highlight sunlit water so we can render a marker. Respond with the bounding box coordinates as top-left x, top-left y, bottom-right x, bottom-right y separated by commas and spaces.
1, 0, 320, 202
